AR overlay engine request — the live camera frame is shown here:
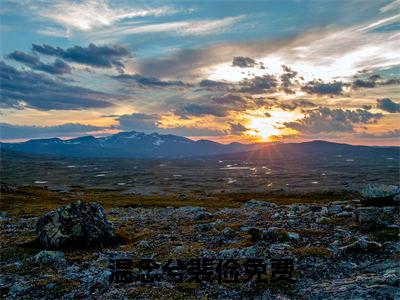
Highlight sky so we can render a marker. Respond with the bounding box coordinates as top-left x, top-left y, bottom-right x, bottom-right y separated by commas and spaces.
0, 0, 399, 145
